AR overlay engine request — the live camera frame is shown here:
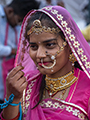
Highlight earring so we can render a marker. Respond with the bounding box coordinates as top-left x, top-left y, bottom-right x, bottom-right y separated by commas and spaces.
69, 53, 76, 66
